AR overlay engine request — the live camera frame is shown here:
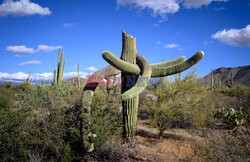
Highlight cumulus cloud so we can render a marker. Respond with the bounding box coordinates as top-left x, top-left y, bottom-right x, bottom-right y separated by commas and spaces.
182, 0, 228, 9
117, 0, 180, 16
117, 0, 228, 18
18, 60, 41, 66
164, 43, 179, 48
0, 71, 88, 82
0, 0, 51, 17
212, 25, 250, 47
37, 45, 62, 52
7, 45, 62, 54
85, 66, 98, 72
7, 45, 37, 54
